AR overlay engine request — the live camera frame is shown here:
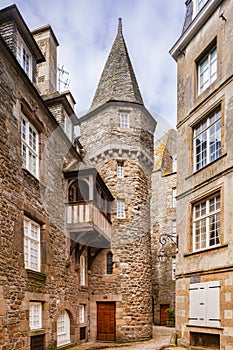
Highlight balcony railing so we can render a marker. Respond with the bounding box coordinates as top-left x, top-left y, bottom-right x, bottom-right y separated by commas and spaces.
66, 201, 111, 247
